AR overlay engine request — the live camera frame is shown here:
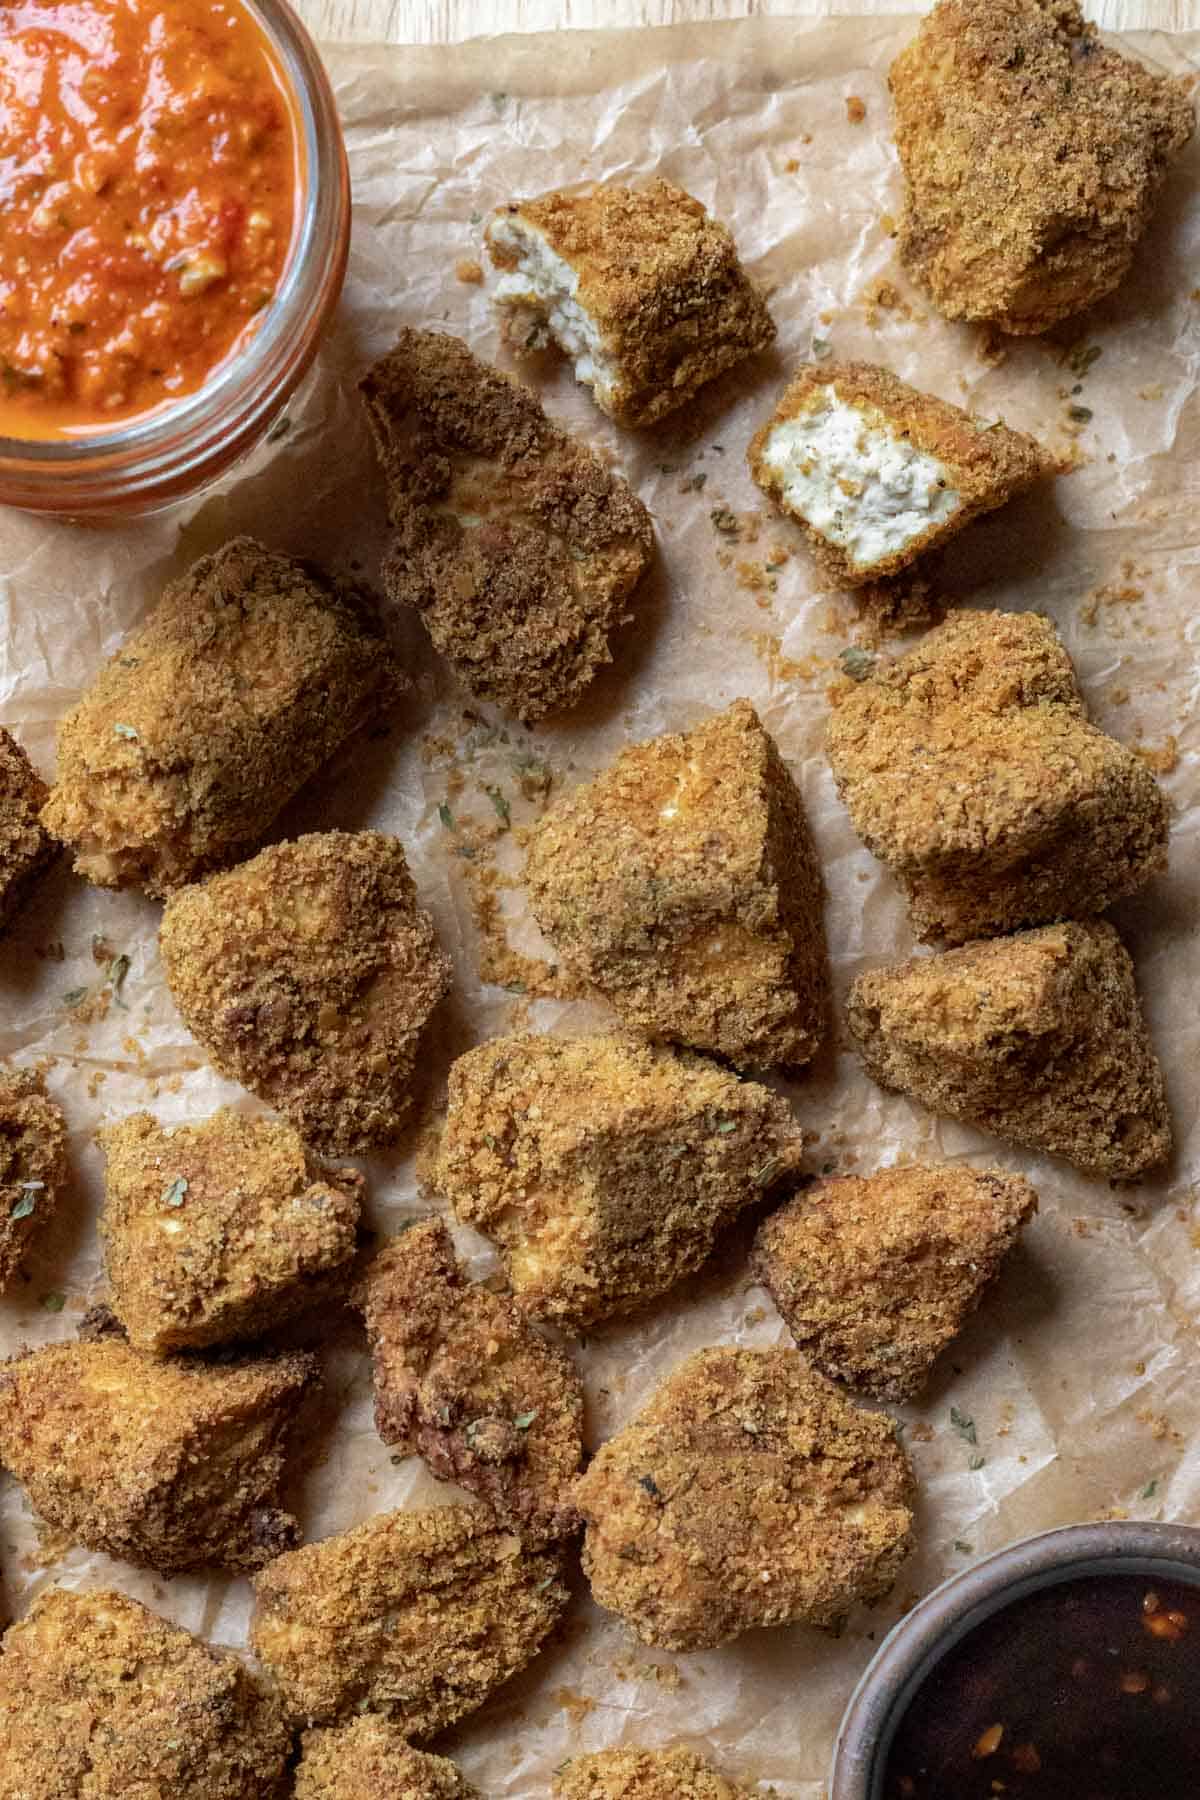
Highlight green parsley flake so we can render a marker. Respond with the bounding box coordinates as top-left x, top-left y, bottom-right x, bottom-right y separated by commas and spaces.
113, 723, 139, 741
437, 802, 455, 830
839, 646, 876, 681
513, 1409, 538, 1430
811, 337, 832, 360
488, 788, 511, 828
161, 1176, 189, 1209
42, 1291, 65, 1312
950, 1405, 978, 1446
